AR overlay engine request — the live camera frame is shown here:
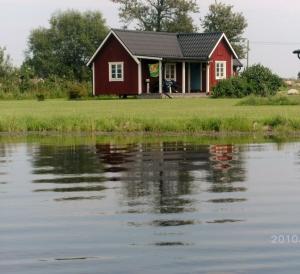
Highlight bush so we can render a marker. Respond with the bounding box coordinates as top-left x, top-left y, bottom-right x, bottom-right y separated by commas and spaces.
36, 93, 45, 101
241, 64, 283, 96
67, 83, 89, 100
212, 64, 283, 98
212, 77, 252, 98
